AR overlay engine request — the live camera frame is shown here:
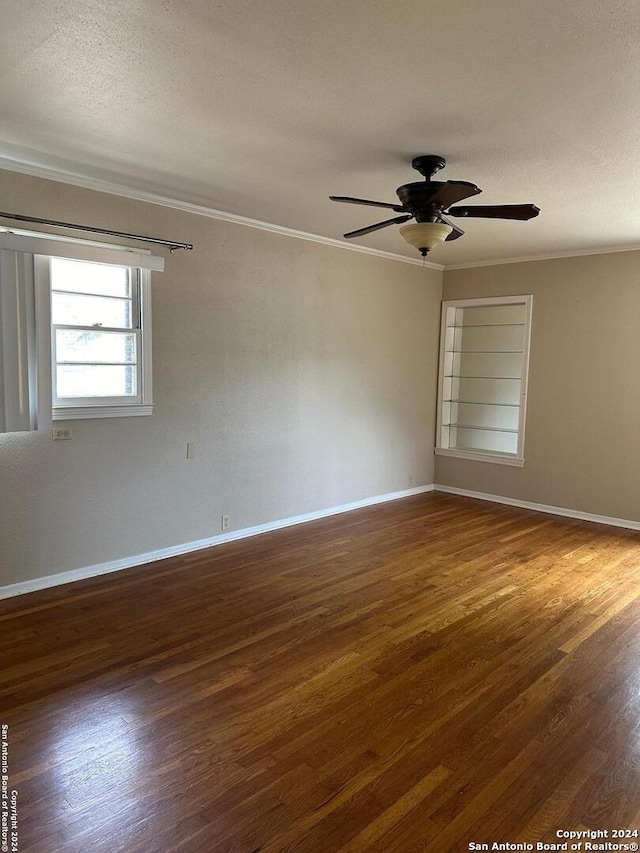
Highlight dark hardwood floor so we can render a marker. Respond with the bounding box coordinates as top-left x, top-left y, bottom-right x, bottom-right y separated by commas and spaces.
2, 492, 640, 852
